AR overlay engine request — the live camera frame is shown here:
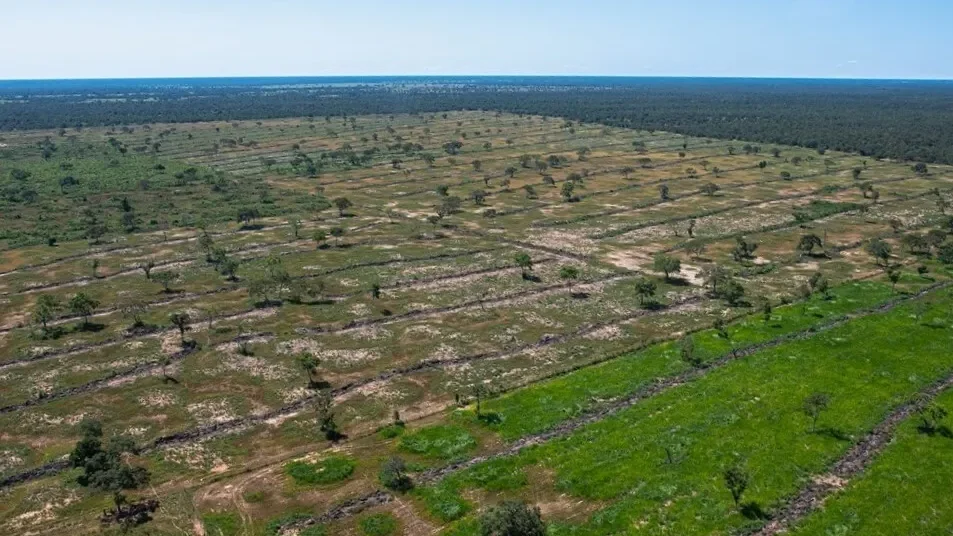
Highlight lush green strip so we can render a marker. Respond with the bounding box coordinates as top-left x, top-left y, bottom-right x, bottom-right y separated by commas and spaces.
789, 388, 953, 536
423, 288, 953, 534
483, 280, 897, 440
